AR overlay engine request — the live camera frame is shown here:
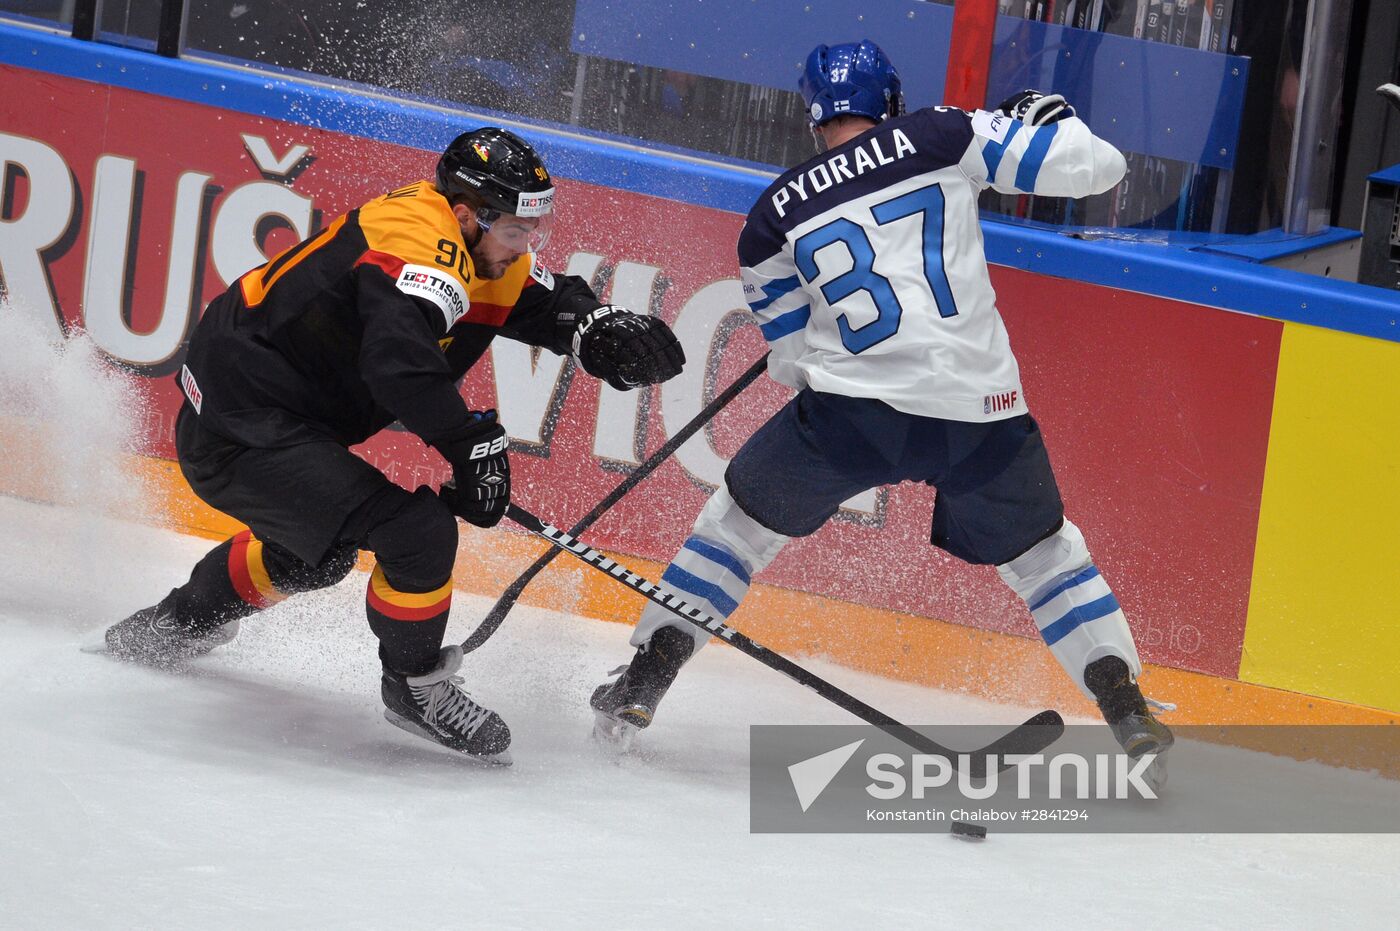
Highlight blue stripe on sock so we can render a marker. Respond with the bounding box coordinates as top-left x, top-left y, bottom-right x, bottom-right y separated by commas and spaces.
1029, 565, 1101, 612
1015, 121, 1060, 191
1039, 593, 1121, 646
661, 565, 739, 617
682, 538, 750, 585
